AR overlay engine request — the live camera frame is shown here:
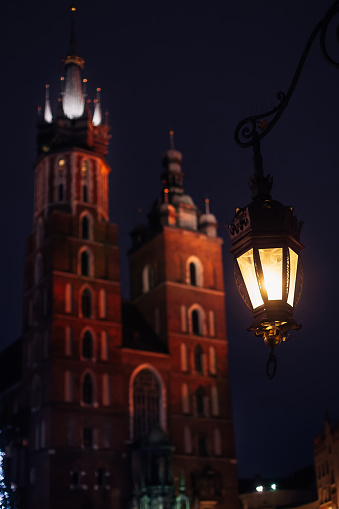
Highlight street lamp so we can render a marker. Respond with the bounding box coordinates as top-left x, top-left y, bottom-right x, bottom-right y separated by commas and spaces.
228, 0, 339, 378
